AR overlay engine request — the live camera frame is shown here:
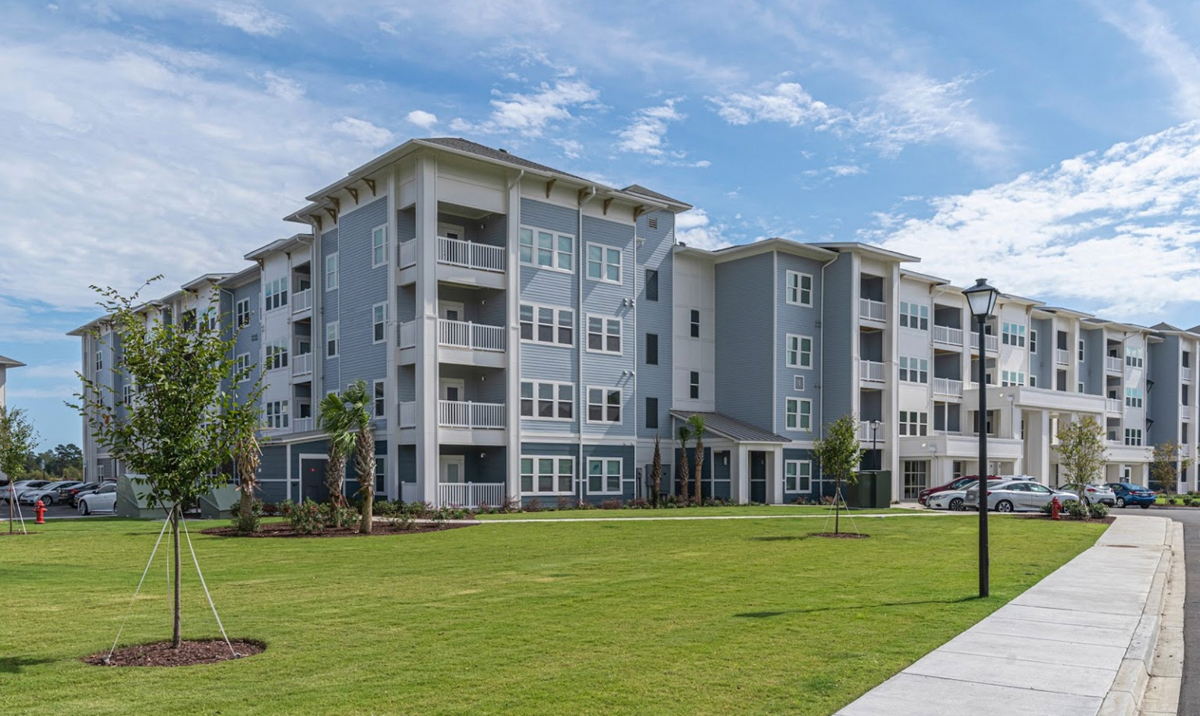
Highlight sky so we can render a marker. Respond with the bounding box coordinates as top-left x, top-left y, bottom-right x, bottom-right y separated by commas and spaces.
4, 0, 1200, 450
